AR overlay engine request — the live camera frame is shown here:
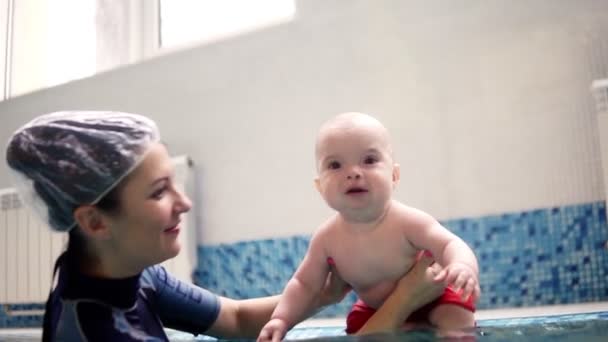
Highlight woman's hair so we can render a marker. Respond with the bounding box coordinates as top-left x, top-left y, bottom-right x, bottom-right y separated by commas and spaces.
66, 182, 124, 267
5, 111, 159, 232
95, 178, 124, 213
